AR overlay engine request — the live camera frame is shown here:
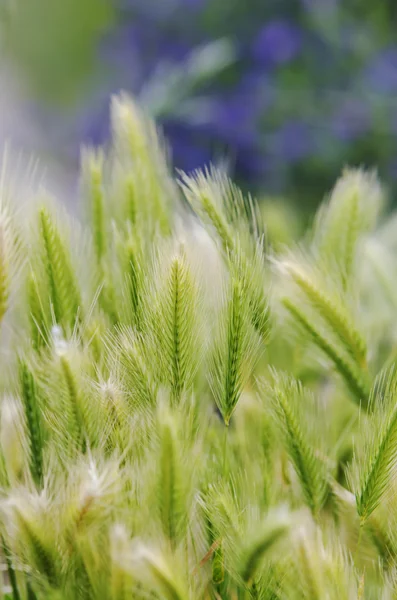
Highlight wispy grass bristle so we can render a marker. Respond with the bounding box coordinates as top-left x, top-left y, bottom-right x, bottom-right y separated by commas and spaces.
156, 405, 190, 547
82, 149, 107, 265
266, 372, 328, 515
19, 359, 44, 487
208, 268, 260, 426
148, 244, 202, 400
38, 205, 82, 332
351, 369, 397, 523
